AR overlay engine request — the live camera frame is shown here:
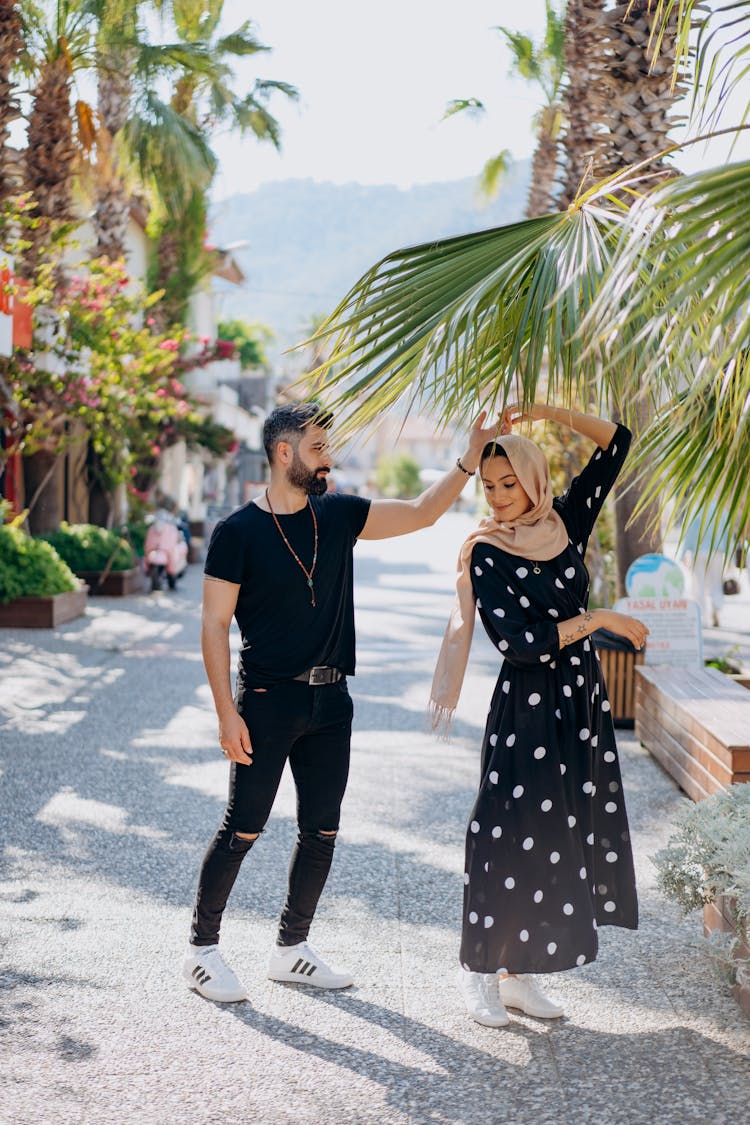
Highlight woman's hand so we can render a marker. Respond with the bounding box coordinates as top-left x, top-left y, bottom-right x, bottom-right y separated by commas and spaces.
500, 402, 618, 449
499, 402, 536, 433
597, 609, 650, 651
